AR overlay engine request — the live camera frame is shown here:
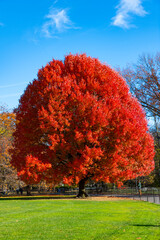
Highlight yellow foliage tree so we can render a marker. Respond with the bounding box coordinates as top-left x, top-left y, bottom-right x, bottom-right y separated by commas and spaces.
0, 106, 18, 191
